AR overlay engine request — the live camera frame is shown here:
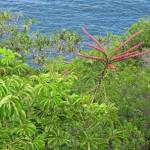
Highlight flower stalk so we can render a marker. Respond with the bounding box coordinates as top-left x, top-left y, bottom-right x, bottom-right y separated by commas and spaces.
78, 27, 150, 102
